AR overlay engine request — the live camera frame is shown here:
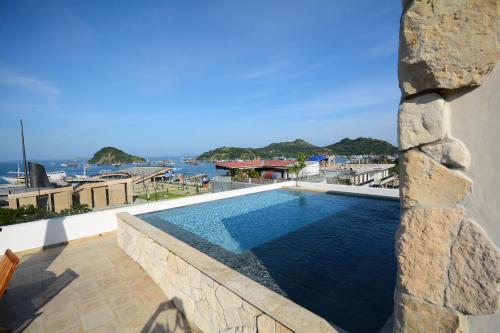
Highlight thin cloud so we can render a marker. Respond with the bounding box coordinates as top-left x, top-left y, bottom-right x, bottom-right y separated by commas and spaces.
237, 63, 290, 80
0, 70, 60, 95
235, 61, 323, 81
271, 79, 399, 117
